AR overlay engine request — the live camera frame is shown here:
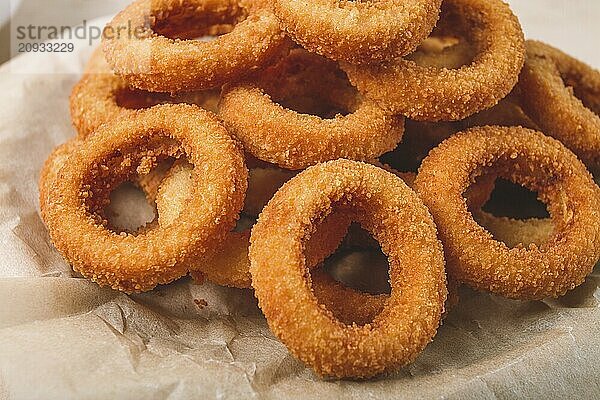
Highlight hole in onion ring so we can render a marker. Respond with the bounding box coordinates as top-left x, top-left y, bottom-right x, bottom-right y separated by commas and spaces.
323, 249, 391, 296
481, 178, 549, 220
105, 182, 157, 233
152, 3, 244, 41
81, 138, 182, 235
468, 177, 554, 249
406, 35, 477, 69
257, 51, 357, 119
306, 214, 391, 327
115, 88, 221, 113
